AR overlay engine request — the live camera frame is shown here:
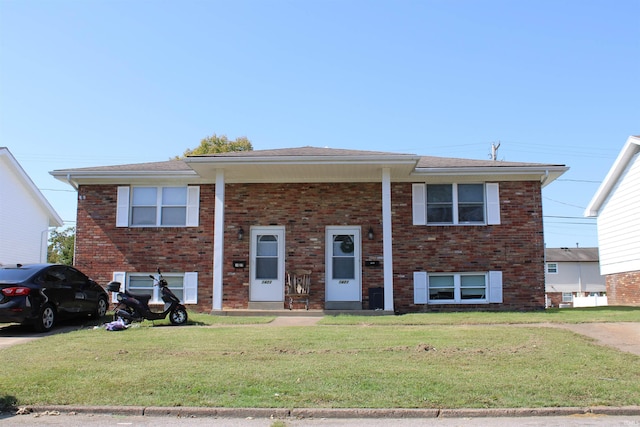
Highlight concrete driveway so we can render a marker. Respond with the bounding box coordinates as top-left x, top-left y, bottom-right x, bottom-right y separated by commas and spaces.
0, 320, 100, 350
553, 322, 640, 356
